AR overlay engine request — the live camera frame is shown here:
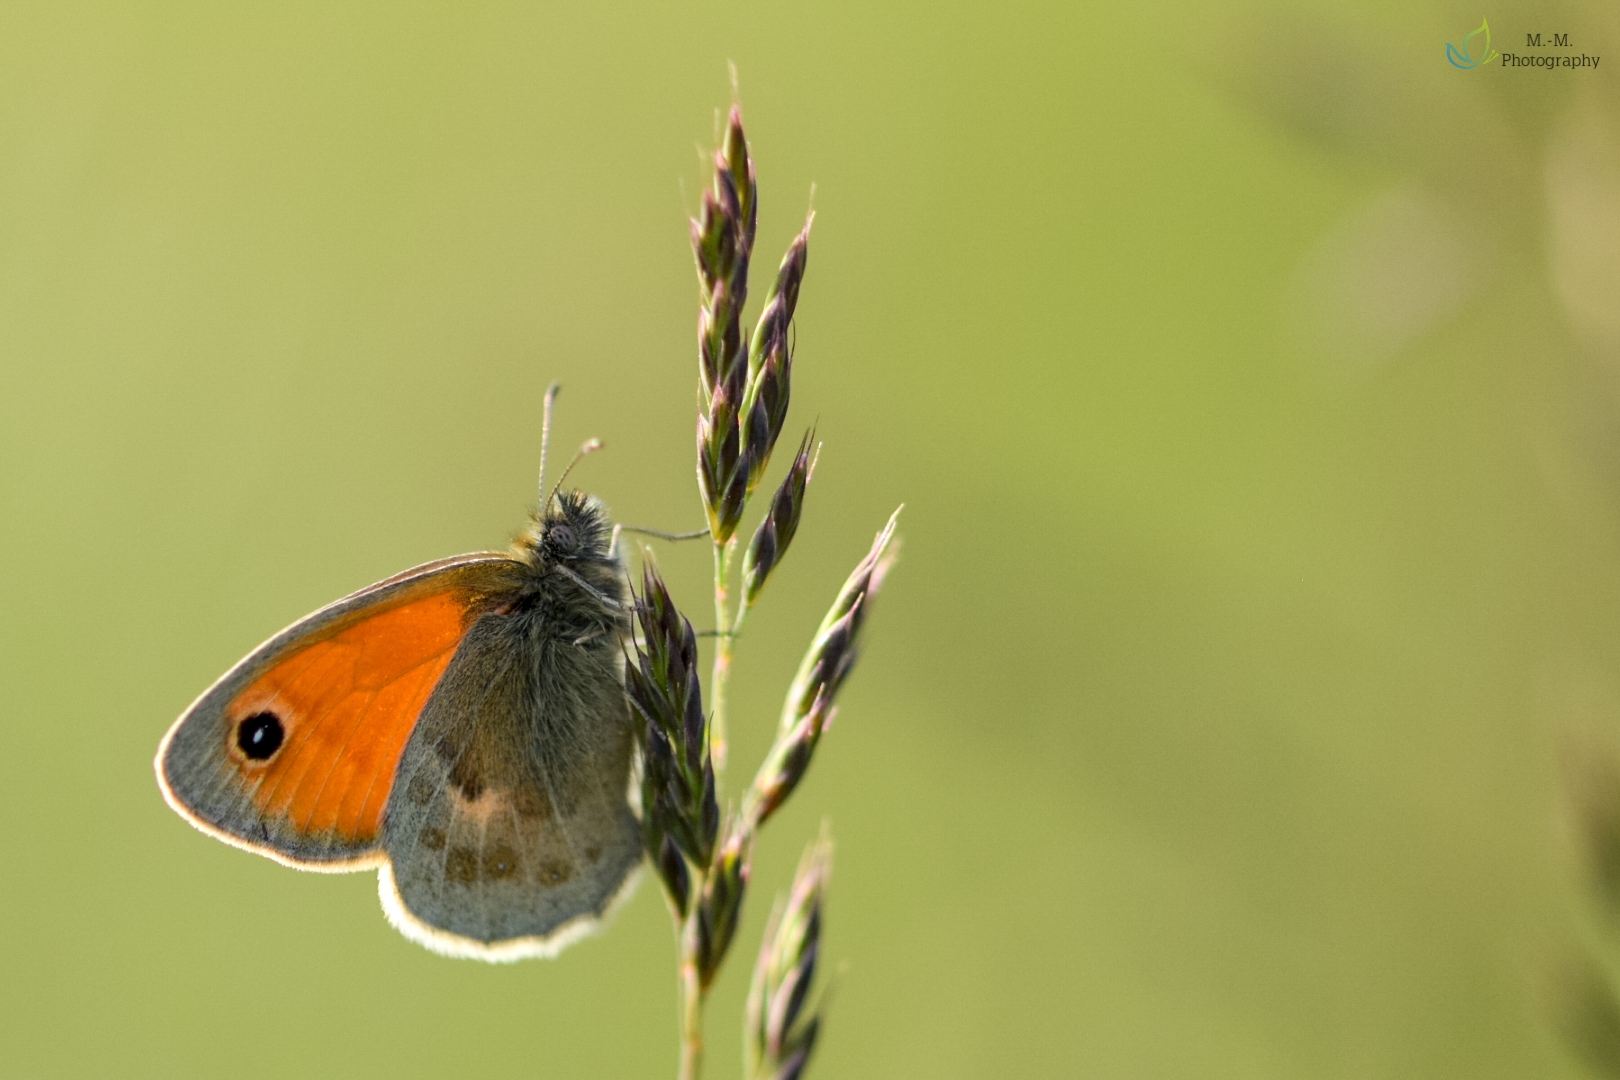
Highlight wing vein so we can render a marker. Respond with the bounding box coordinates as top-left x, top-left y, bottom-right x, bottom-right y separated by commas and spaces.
296, 687, 379, 834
